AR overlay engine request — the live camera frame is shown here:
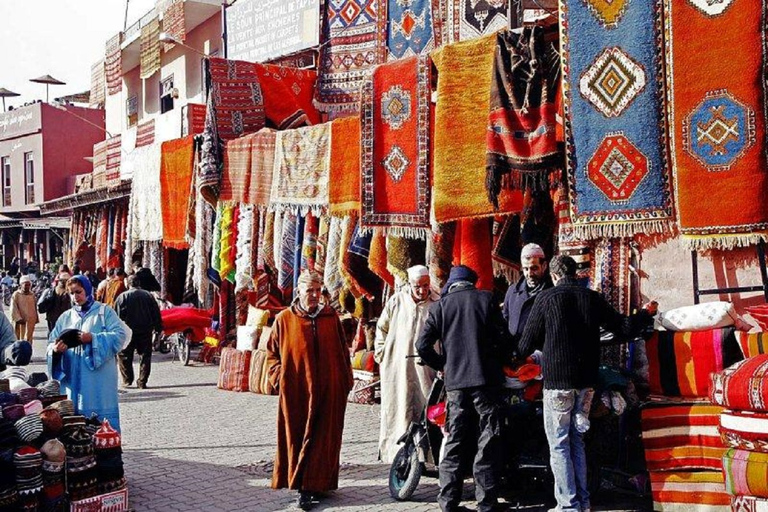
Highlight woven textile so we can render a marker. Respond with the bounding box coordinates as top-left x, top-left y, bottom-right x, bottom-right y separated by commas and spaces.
453, 218, 494, 291
446, 0, 508, 43
562, 0, 673, 239
324, 216, 345, 299
492, 215, 521, 284
732, 495, 768, 512
387, 235, 427, 283
315, 0, 387, 113
217, 348, 252, 392
278, 213, 297, 297
664, 0, 768, 249
271, 124, 331, 216
345, 226, 383, 299
105, 135, 122, 186
736, 331, 768, 359
161, 0, 185, 52
369, 230, 394, 287
724, 449, 768, 498
591, 238, 631, 315
90, 60, 105, 107
139, 18, 161, 79
745, 306, 768, 333
646, 328, 742, 398
486, 28, 560, 208
711, 355, 768, 412
219, 205, 237, 283
160, 136, 195, 249
221, 134, 253, 204
427, 222, 456, 290
105, 33, 122, 95
556, 186, 592, 282
720, 410, 768, 453
247, 129, 276, 208
387, 0, 436, 59
649, 471, 730, 511
136, 119, 155, 148
255, 64, 320, 129
235, 204, 255, 291
360, 55, 431, 238
207, 57, 266, 142
92, 140, 107, 185
329, 116, 361, 216
432, 33, 524, 222
128, 144, 163, 241
641, 403, 725, 472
